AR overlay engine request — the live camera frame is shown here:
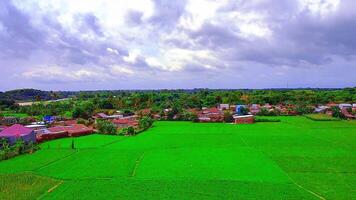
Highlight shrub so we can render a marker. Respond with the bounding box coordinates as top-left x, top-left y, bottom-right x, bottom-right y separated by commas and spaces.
255, 118, 281, 122
120, 127, 136, 136
139, 116, 153, 130
331, 106, 346, 119
223, 111, 233, 123
257, 108, 280, 116
97, 120, 117, 135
